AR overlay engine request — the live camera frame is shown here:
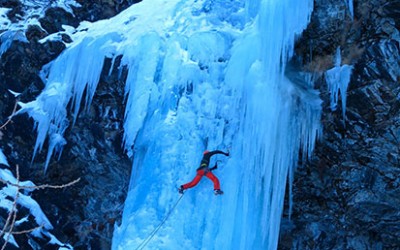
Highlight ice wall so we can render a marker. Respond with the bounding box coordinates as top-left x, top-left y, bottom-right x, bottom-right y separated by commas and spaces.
16, 0, 320, 249
113, 0, 319, 249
